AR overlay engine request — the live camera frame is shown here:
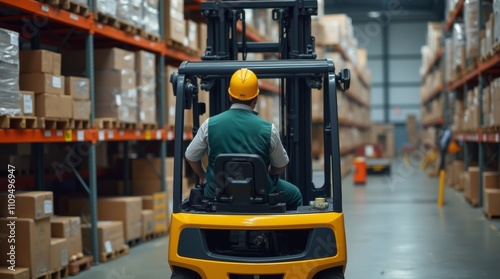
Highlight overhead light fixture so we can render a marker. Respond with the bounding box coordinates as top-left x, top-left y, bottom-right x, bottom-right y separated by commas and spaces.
368, 11, 381, 18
